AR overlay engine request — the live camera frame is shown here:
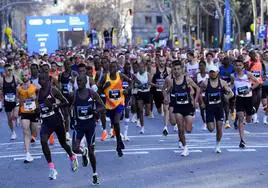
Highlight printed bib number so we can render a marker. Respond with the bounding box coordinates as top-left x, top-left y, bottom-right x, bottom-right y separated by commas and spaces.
62, 84, 69, 94
175, 92, 189, 104
156, 79, 165, 91
237, 86, 249, 95
4, 93, 15, 102
24, 100, 36, 112
122, 81, 129, 89
40, 103, 55, 118
252, 71, 261, 78
109, 90, 120, 100
208, 92, 221, 104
